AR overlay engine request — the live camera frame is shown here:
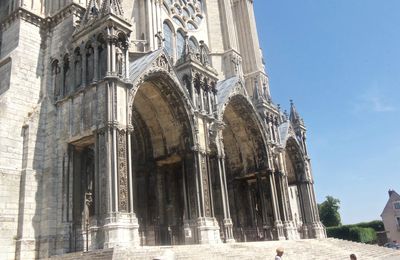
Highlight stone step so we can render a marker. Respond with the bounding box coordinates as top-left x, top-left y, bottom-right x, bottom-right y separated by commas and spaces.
45, 238, 400, 260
